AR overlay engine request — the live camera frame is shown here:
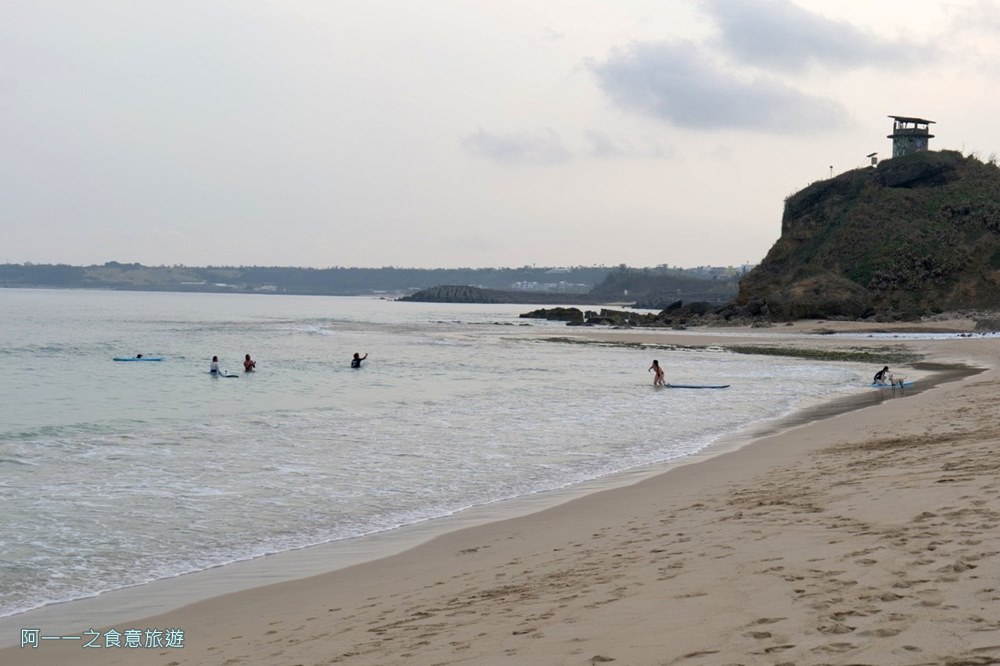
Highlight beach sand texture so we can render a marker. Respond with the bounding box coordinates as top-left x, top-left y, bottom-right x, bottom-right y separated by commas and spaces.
5, 324, 1000, 665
